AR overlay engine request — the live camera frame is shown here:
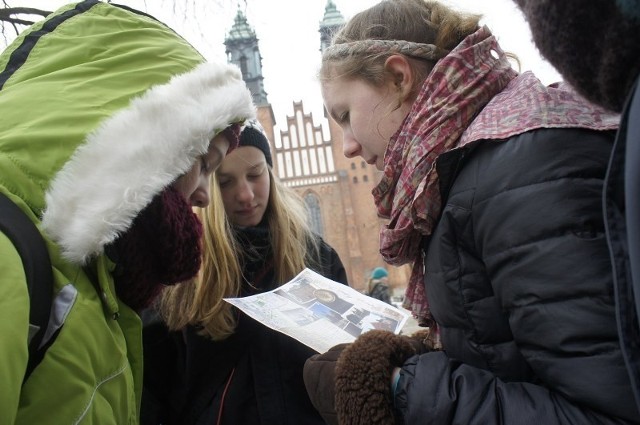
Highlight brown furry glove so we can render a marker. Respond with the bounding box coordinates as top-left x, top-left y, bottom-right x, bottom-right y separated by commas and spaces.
304, 330, 433, 425
335, 330, 432, 425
